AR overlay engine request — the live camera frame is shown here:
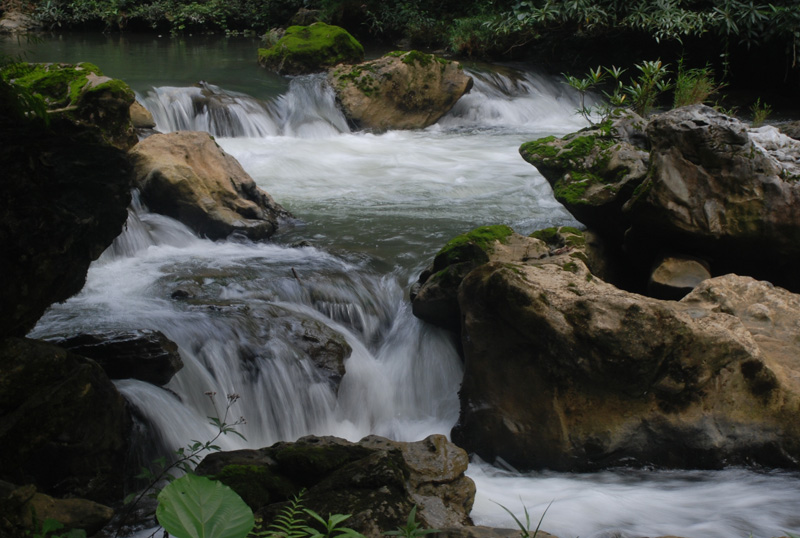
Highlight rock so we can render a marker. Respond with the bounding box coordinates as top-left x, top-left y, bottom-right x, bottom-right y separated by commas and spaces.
258, 22, 363, 75
0, 338, 131, 502
624, 105, 800, 290
0, 62, 138, 149
1, 483, 114, 536
289, 8, 322, 26
647, 254, 711, 300
129, 131, 291, 240
450, 259, 800, 471
195, 434, 475, 538
129, 100, 155, 129
0, 109, 132, 338
0, 11, 38, 33
779, 120, 800, 141
411, 225, 548, 332
328, 50, 473, 131
519, 112, 649, 240
48, 329, 183, 386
